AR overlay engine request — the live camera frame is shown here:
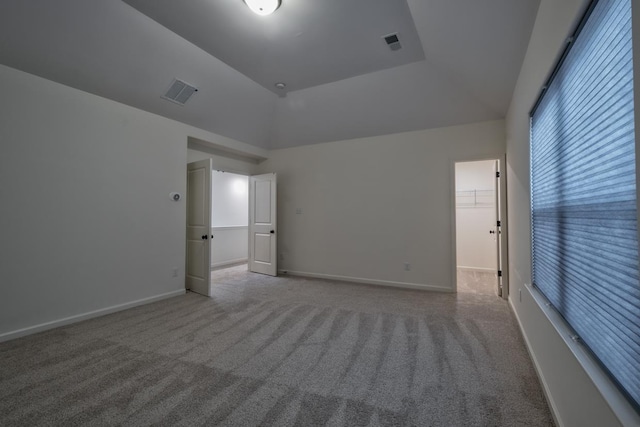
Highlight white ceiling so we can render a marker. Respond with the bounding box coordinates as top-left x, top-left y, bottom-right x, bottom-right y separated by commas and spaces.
124, 0, 426, 94
0, 0, 540, 150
